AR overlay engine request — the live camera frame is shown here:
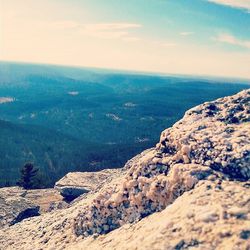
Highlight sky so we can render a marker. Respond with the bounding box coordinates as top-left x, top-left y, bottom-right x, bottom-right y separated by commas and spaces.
0, 0, 250, 79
